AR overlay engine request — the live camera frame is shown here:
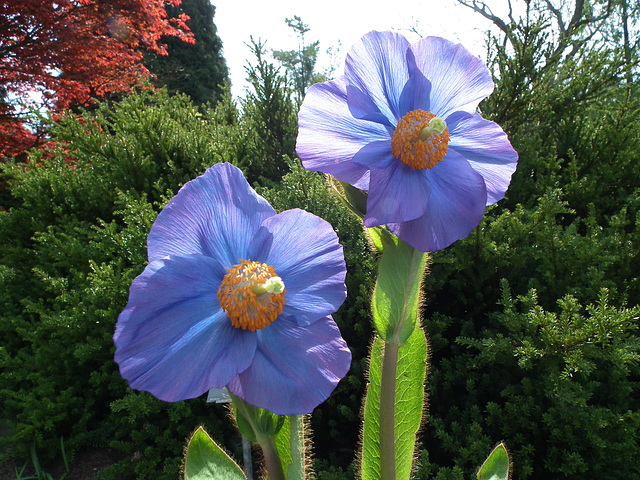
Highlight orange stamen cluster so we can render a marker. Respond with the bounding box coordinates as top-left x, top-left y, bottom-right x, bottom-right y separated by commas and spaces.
218, 259, 286, 331
391, 110, 450, 170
